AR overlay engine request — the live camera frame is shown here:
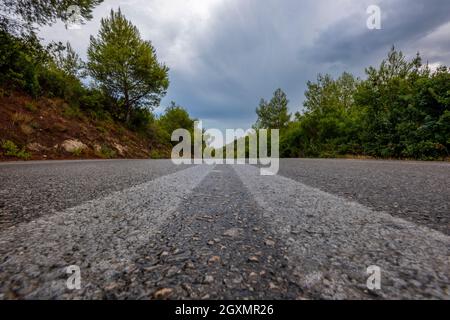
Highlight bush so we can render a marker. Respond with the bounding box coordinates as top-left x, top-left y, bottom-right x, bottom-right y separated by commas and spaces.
79, 89, 109, 111
1, 140, 19, 155
0, 32, 49, 97
149, 149, 165, 159
402, 141, 447, 160
95, 125, 107, 134
1, 140, 31, 160
98, 145, 117, 159
71, 147, 83, 156
128, 108, 155, 133
0, 32, 88, 105
38, 66, 85, 102
62, 104, 83, 119
158, 103, 195, 137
